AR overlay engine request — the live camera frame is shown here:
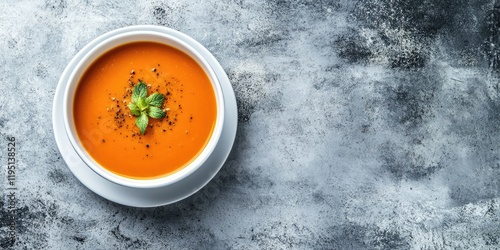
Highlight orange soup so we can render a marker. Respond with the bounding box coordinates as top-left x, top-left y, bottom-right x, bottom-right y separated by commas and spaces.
73, 42, 217, 179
